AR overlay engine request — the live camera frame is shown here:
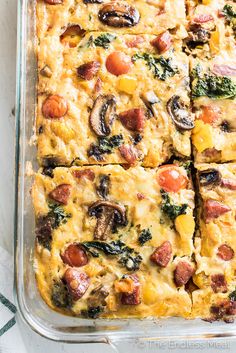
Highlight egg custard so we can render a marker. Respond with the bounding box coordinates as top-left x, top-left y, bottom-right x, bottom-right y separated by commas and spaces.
185, 0, 235, 59
37, 0, 186, 38
191, 53, 236, 163
191, 163, 236, 321
34, 0, 236, 321
33, 164, 196, 318
37, 31, 193, 167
